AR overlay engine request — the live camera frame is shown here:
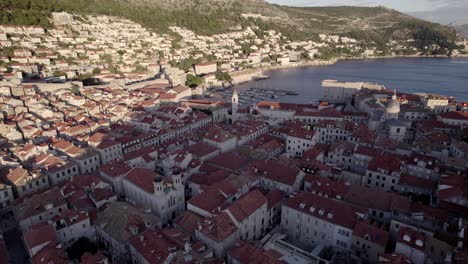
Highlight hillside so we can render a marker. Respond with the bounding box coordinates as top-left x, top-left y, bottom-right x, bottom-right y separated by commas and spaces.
0, 0, 458, 52
454, 24, 468, 39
